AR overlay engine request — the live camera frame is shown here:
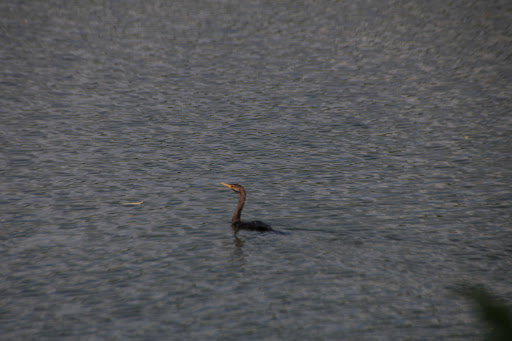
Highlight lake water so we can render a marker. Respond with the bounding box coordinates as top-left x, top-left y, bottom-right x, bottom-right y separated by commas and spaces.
1, 0, 511, 339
